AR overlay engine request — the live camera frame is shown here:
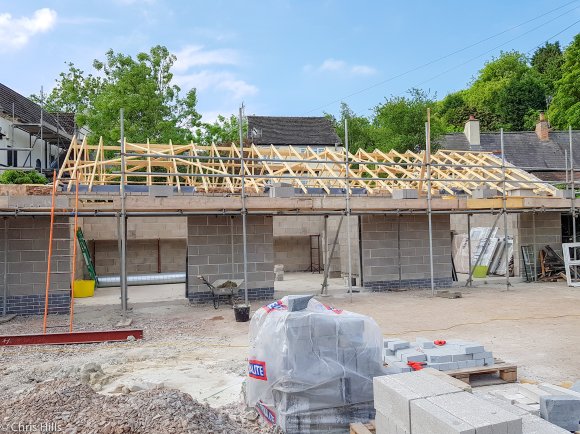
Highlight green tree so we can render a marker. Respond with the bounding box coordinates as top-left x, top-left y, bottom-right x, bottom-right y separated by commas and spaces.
325, 102, 374, 152
36, 45, 201, 145
31, 63, 102, 114
548, 34, 580, 128
465, 51, 546, 131
195, 114, 246, 145
371, 89, 446, 152
531, 42, 564, 96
